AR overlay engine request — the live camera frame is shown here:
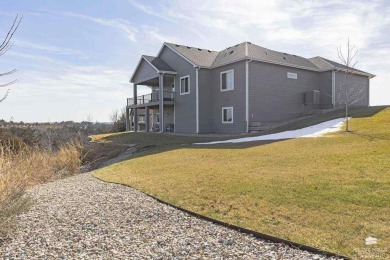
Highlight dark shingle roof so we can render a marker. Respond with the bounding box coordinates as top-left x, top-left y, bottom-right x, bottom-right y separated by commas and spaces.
211, 43, 247, 67
247, 43, 319, 70
162, 42, 374, 77
166, 42, 319, 70
164, 43, 219, 67
308, 57, 334, 70
309, 56, 374, 77
143, 55, 175, 72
